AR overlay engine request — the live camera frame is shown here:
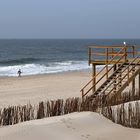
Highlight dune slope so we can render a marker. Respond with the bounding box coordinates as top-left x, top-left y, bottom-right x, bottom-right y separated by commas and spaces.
0, 112, 140, 140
